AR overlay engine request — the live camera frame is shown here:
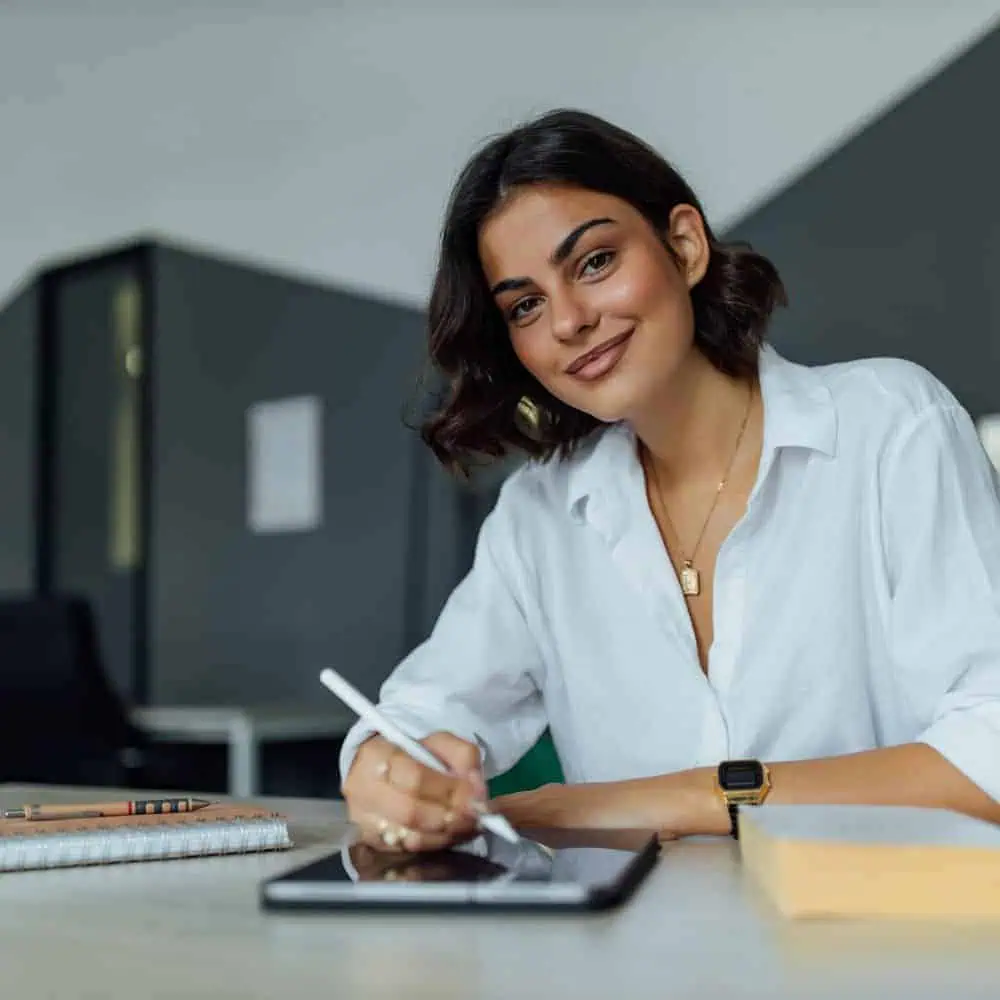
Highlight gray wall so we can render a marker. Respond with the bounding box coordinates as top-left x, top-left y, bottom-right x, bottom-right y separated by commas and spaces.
727, 26, 1000, 418
150, 245, 455, 705
0, 282, 37, 593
